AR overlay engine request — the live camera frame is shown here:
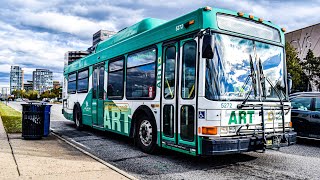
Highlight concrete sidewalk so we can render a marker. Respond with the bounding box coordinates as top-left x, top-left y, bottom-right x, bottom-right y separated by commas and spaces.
0, 118, 130, 180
